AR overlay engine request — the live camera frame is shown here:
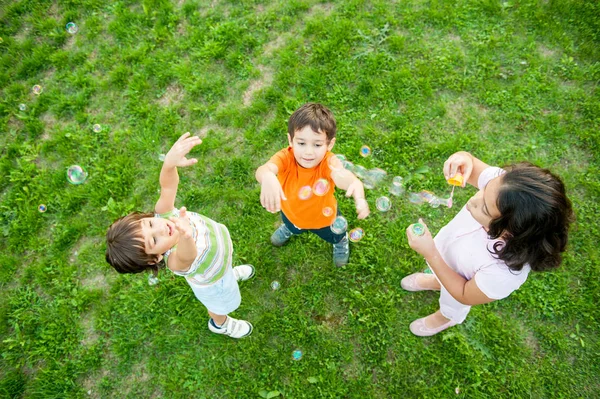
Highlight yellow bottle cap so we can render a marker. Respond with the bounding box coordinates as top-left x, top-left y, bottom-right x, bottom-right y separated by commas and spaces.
448, 173, 464, 186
